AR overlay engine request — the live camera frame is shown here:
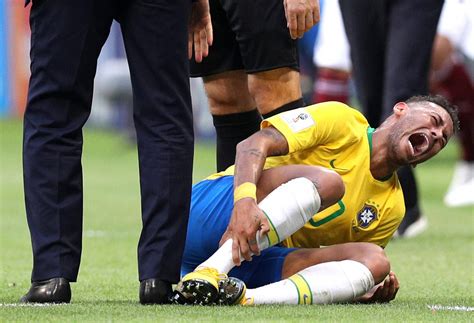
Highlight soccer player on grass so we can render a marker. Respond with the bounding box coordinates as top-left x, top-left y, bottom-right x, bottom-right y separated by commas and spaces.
176, 95, 457, 305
